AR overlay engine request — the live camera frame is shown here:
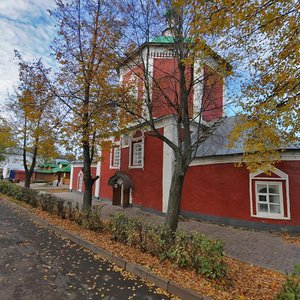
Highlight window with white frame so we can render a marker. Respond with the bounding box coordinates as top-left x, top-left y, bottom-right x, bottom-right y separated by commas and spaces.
255, 181, 283, 217
112, 147, 120, 168
130, 131, 144, 168
121, 135, 129, 148
132, 142, 143, 166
